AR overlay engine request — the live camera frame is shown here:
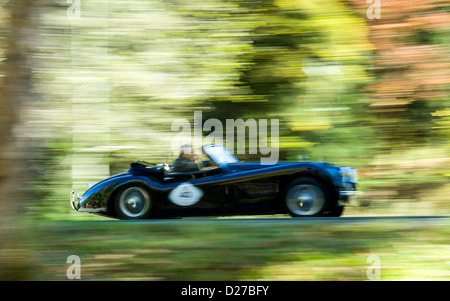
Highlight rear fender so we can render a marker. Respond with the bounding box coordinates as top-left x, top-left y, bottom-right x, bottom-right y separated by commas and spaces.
282, 167, 340, 200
